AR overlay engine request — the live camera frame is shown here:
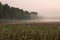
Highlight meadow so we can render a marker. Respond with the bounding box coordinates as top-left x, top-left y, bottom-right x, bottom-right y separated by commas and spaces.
0, 22, 60, 40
